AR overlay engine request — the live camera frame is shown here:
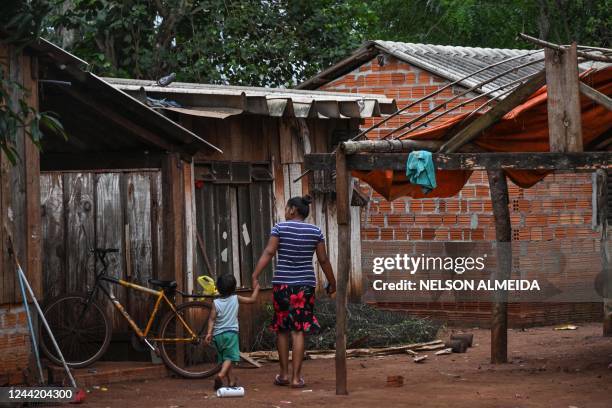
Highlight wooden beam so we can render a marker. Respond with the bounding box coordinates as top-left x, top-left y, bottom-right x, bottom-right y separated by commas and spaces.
595, 169, 612, 336
580, 82, 612, 111
545, 43, 583, 152
335, 149, 350, 395
161, 153, 185, 291
487, 169, 511, 363
341, 139, 445, 154
23, 52, 42, 298
41, 152, 164, 171
438, 71, 546, 154
304, 152, 612, 172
